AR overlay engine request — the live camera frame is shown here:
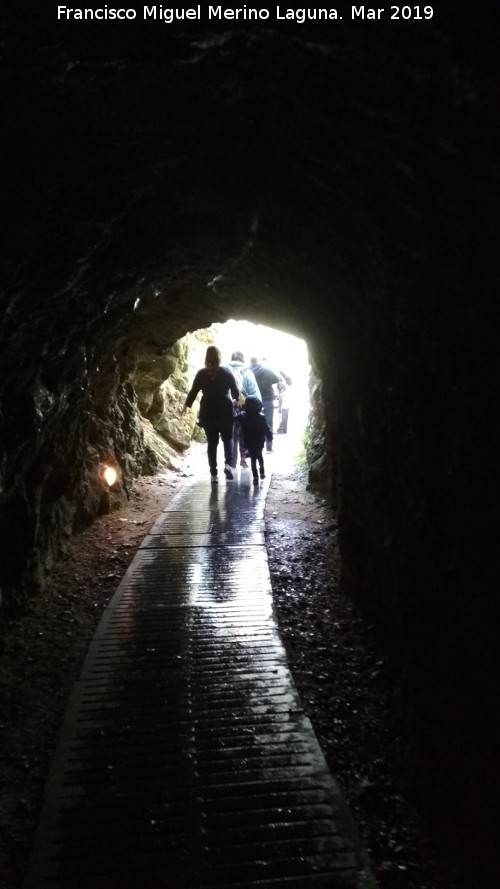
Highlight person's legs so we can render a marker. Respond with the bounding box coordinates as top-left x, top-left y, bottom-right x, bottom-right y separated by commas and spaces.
258, 451, 265, 478
237, 426, 248, 466
262, 398, 274, 451
233, 424, 247, 467
204, 424, 220, 476
220, 420, 234, 477
248, 448, 259, 483
231, 425, 239, 468
277, 407, 289, 434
